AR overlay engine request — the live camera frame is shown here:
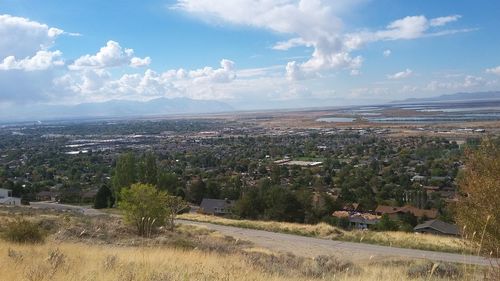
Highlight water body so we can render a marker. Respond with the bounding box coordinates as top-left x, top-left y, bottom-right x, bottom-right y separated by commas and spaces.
317, 117, 355, 123
368, 112, 500, 123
